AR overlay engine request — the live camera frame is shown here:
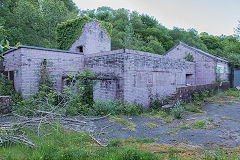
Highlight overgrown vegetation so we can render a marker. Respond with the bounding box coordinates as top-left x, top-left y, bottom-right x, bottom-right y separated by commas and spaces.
57, 16, 112, 50
0, 75, 22, 105
3, 124, 239, 160
0, 125, 160, 160
184, 53, 194, 62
